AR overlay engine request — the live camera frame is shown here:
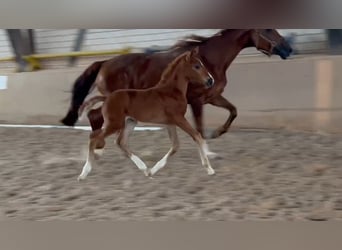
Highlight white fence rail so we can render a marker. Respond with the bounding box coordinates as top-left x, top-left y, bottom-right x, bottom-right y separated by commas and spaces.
0, 29, 329, 61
